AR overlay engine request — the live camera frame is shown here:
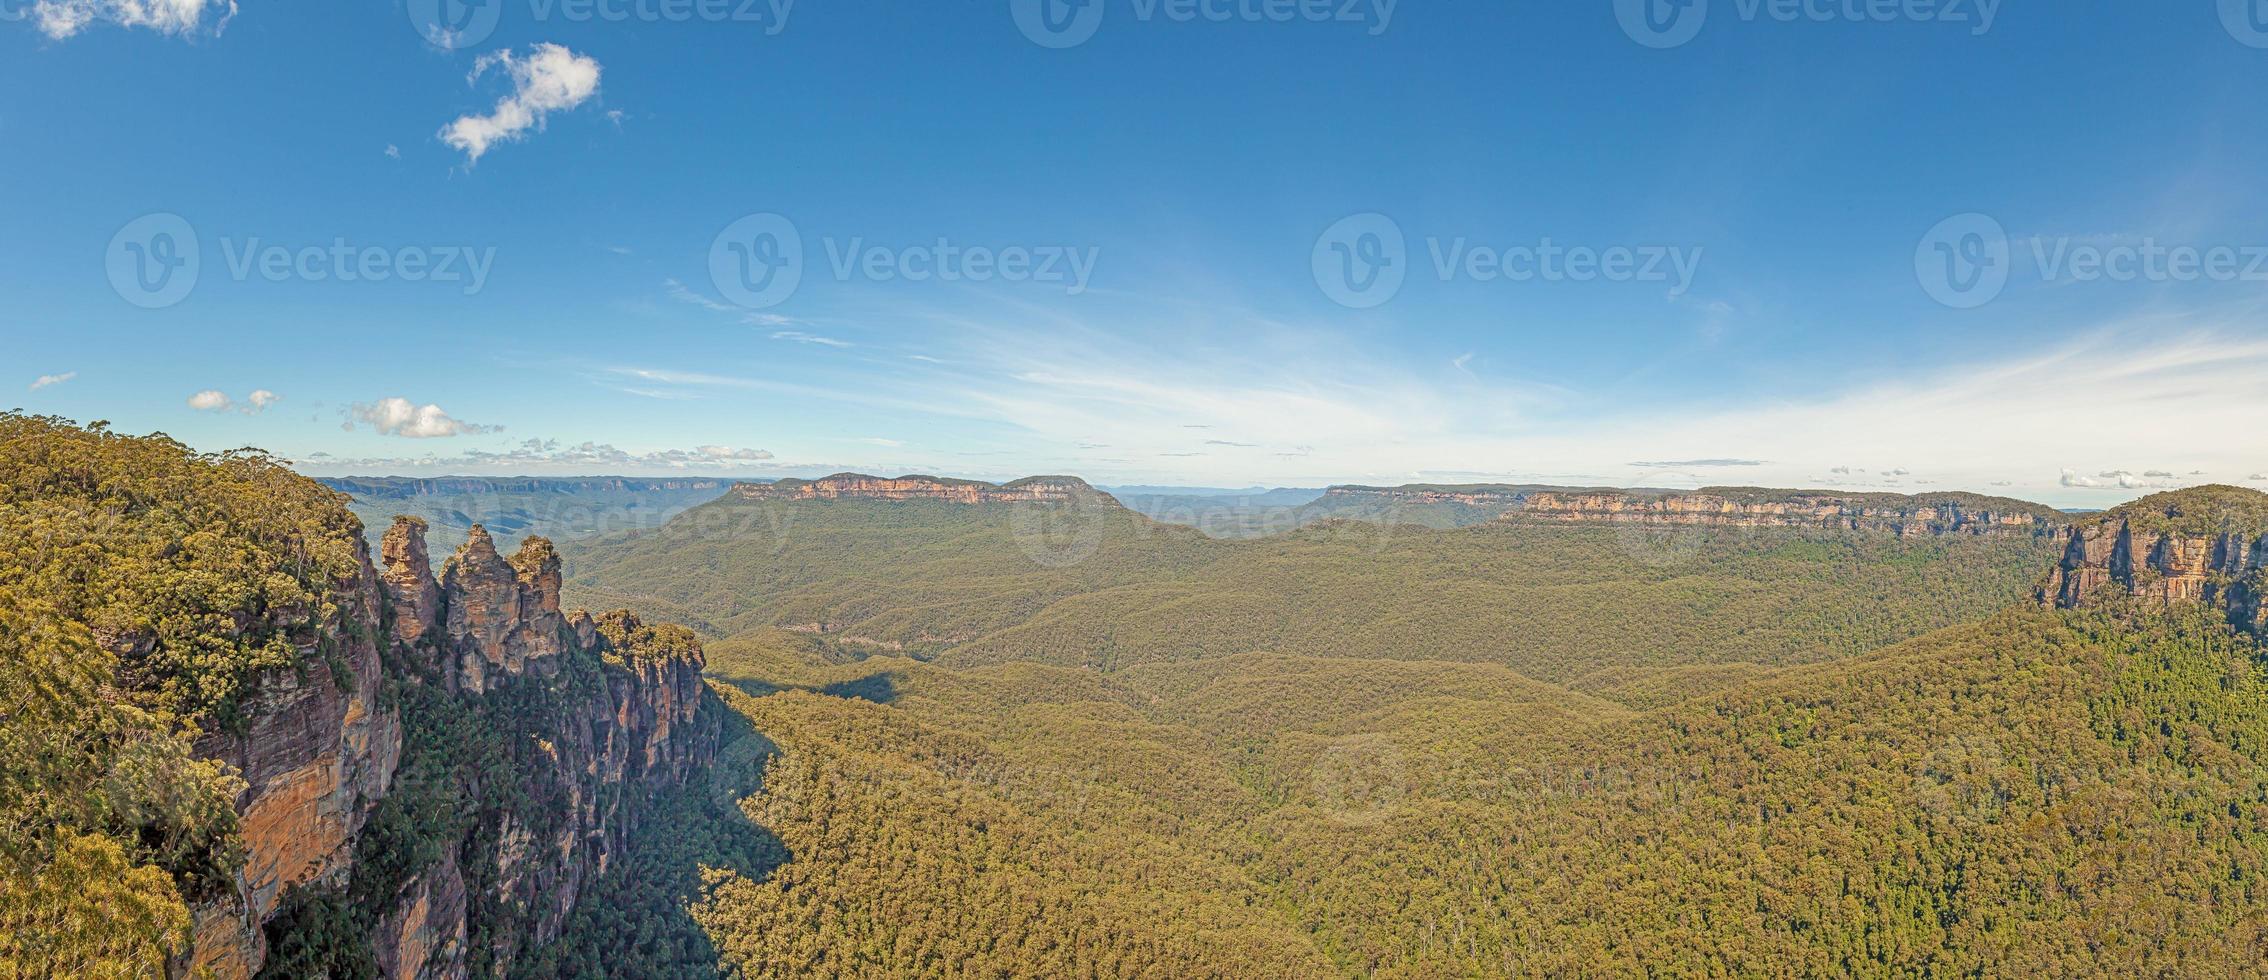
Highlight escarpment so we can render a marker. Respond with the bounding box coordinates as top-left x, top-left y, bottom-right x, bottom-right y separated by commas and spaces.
1322, 484, 2067, 537
732, 472, 1104, 504
190, 518, 721, 978
2041, 486, 2268, 635
1511, 488, 2065, 538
